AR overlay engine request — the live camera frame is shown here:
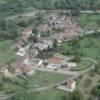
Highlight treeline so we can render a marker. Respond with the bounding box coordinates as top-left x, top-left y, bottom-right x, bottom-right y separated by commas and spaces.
0, 15, 45, 40
0, 0, 100, 17
0, 19, 20, 40
32, 0, 100, 10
